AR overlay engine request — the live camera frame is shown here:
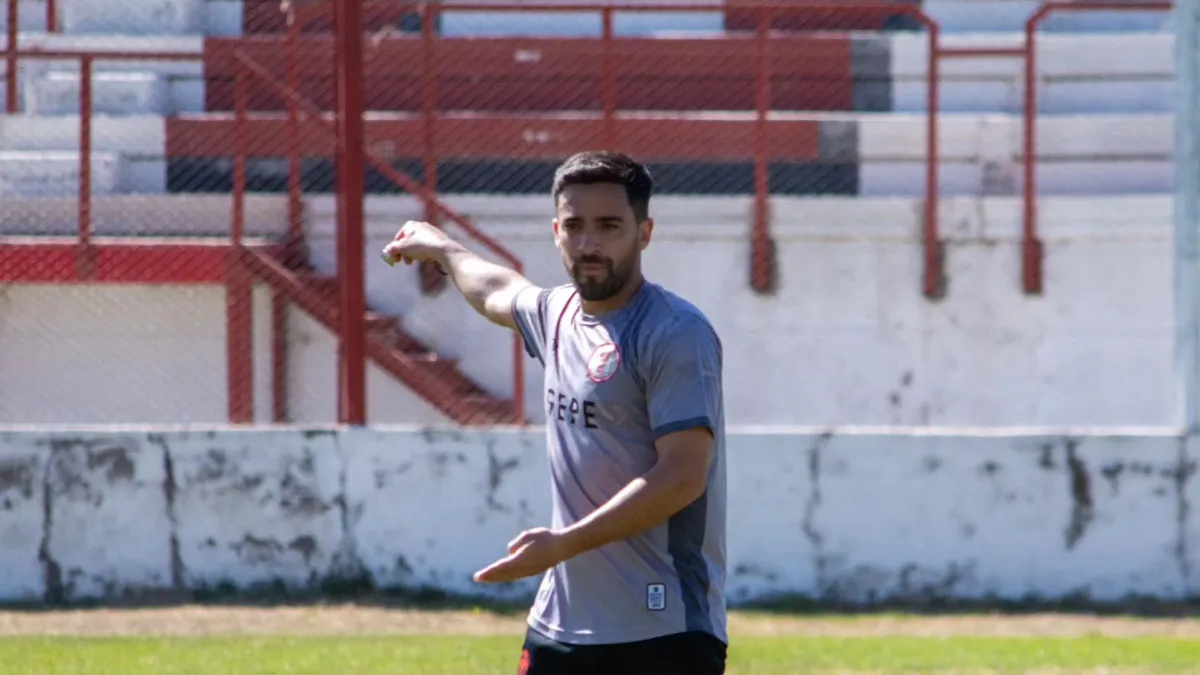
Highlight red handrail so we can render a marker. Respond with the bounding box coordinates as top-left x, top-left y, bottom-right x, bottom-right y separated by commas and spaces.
0, 48, 261, 420
8, 1, 1174, 302
5, 0, 61, 111
232, 48, 528, 421
231, 54, 523, 270
929, 45, 1025, 299
1022, 0, 1173, 294
0, 49, 201, 241
282, 0, 946, 298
